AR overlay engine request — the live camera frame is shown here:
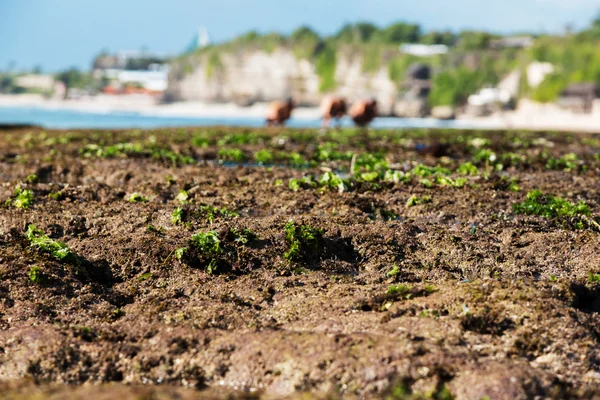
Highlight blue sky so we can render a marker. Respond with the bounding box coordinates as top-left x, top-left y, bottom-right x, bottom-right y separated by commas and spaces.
0, 0, 598, 72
